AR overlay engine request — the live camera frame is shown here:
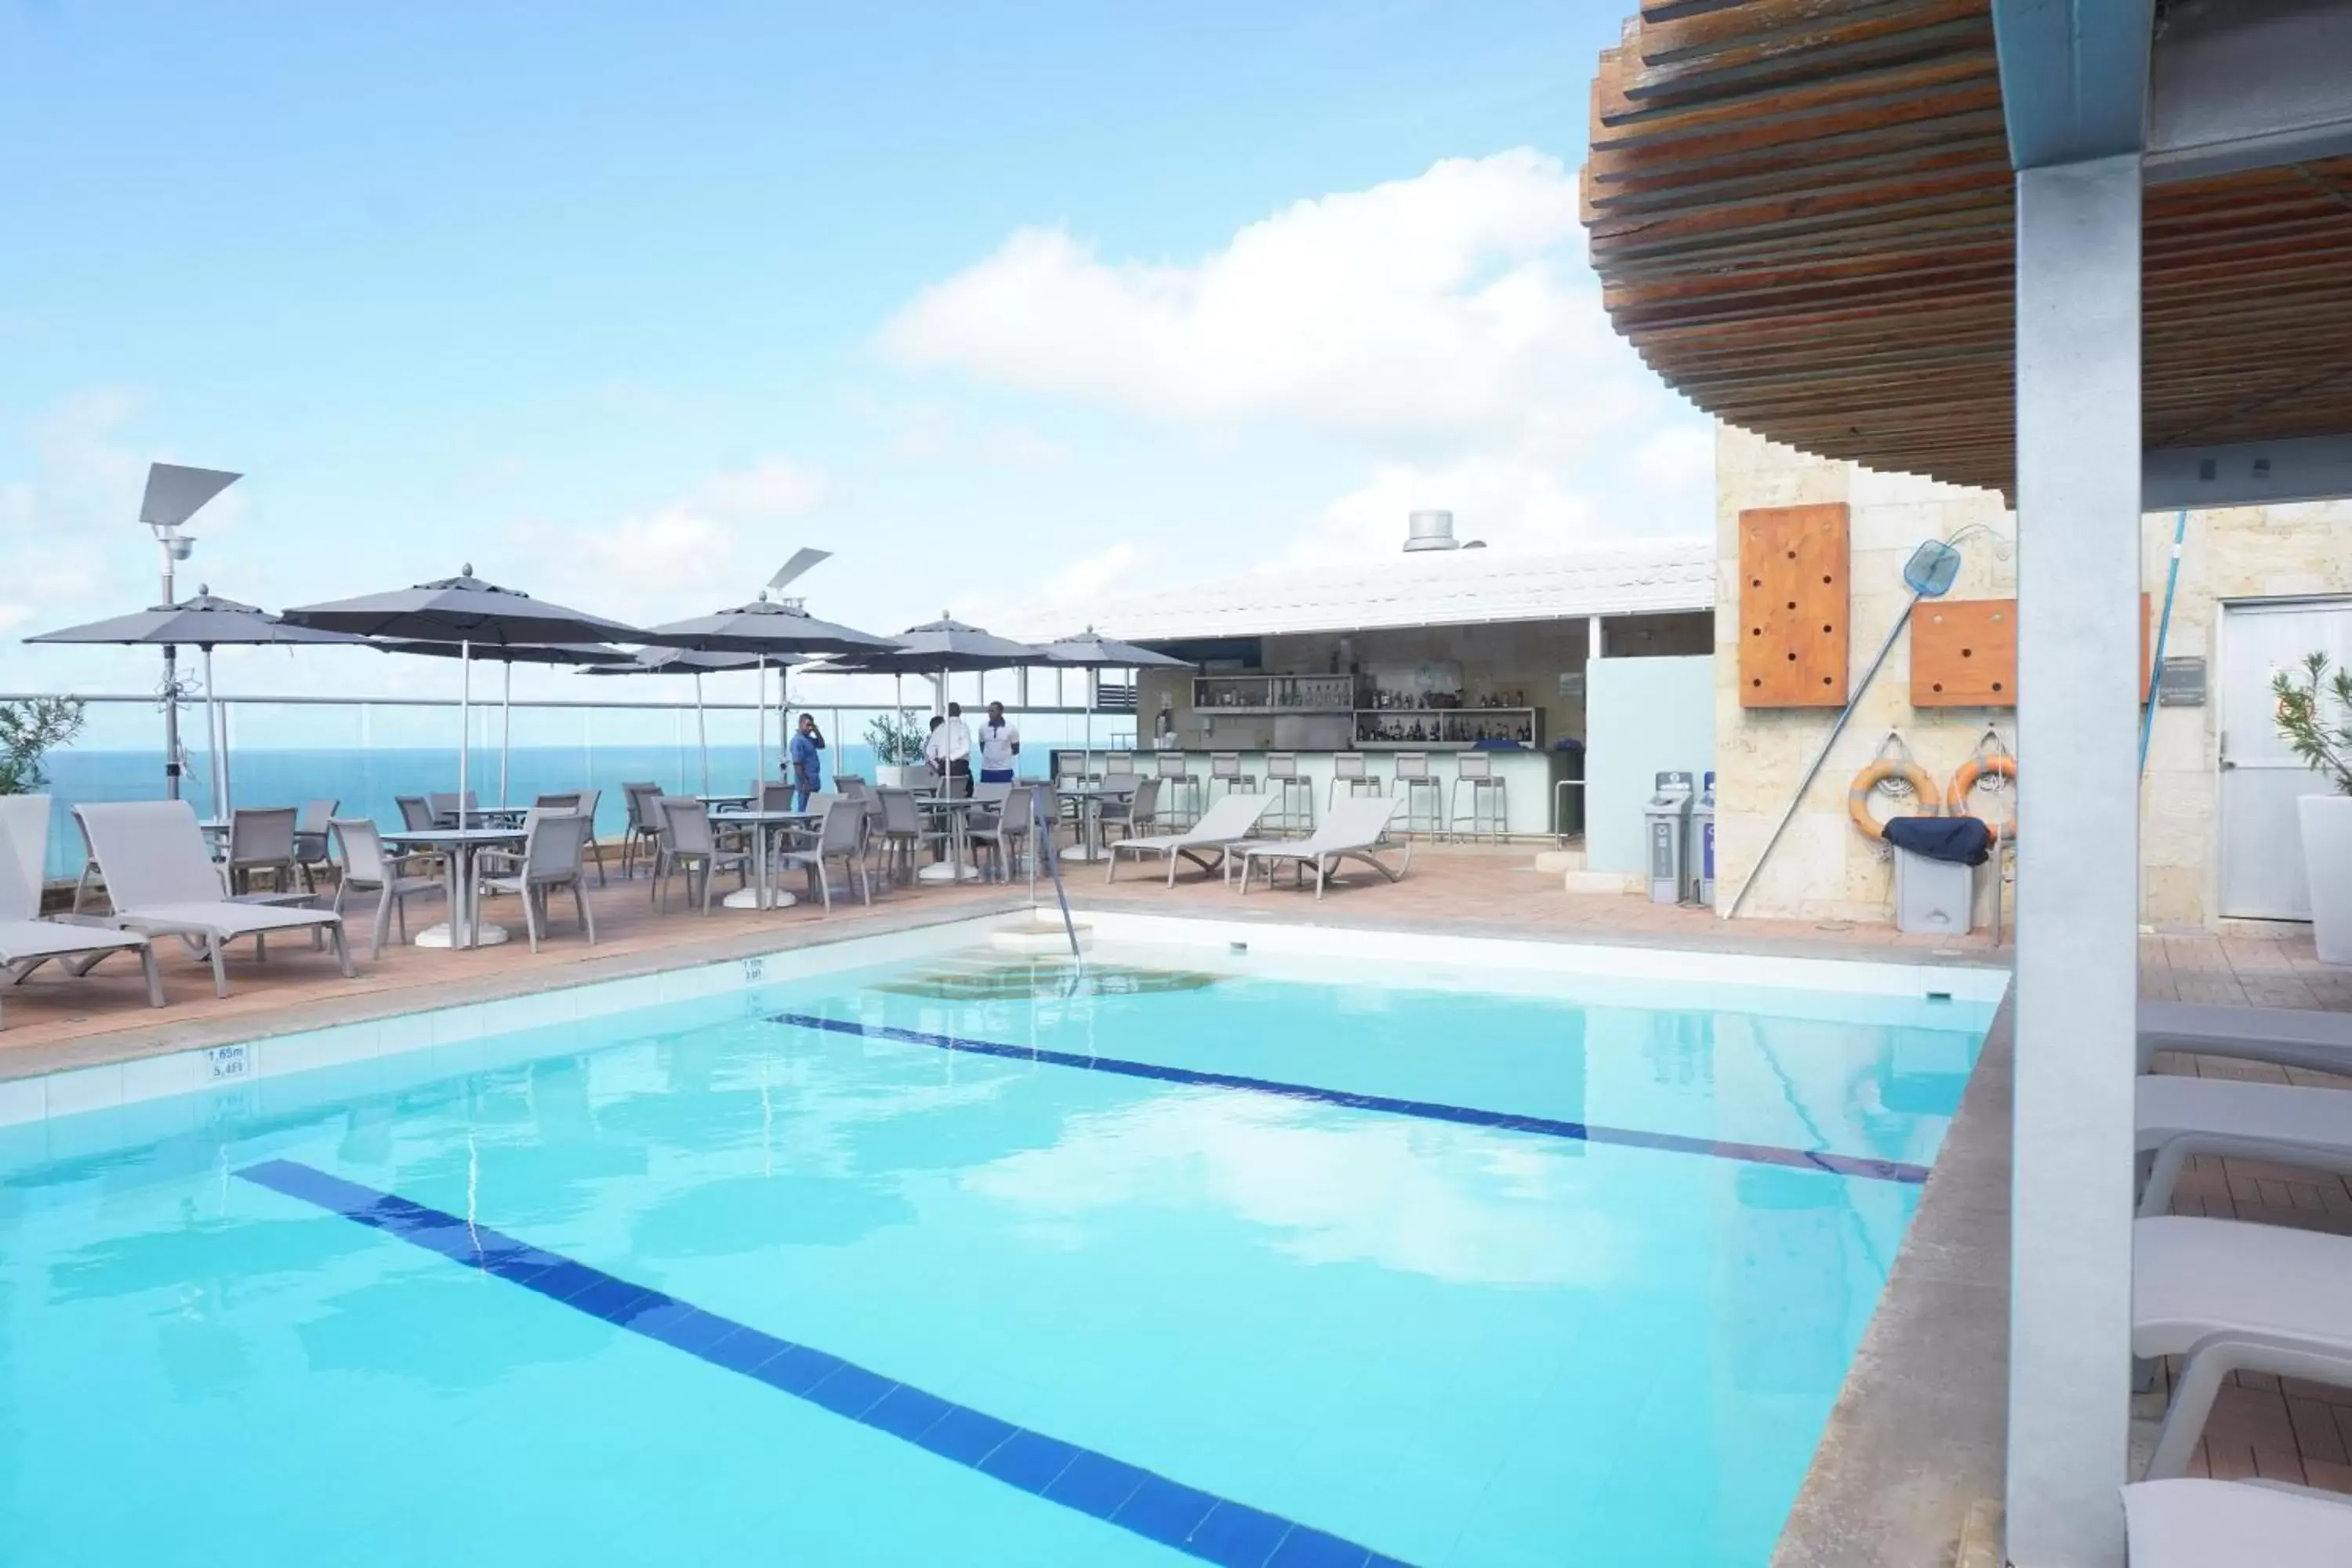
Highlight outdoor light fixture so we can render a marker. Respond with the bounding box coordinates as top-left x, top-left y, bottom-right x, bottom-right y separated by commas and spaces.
137, 463, 241, 799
